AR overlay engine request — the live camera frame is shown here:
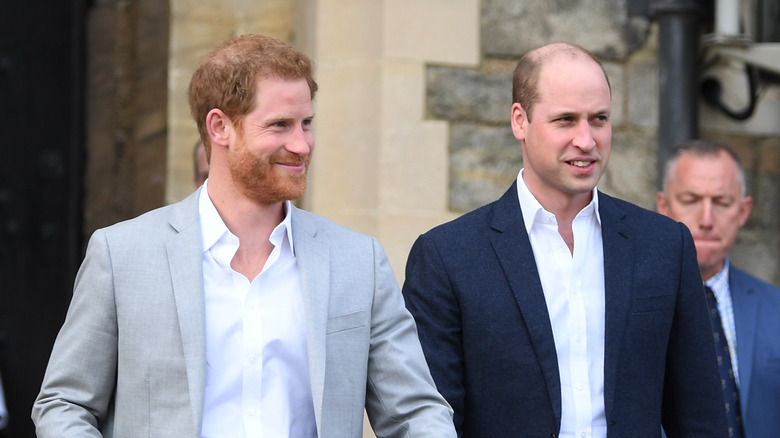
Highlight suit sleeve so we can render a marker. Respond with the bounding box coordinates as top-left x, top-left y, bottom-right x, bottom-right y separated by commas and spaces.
363, 237, 456, 438
401, 234, 466, 436
32, 229, 118, 437
661, 223, 729, 437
